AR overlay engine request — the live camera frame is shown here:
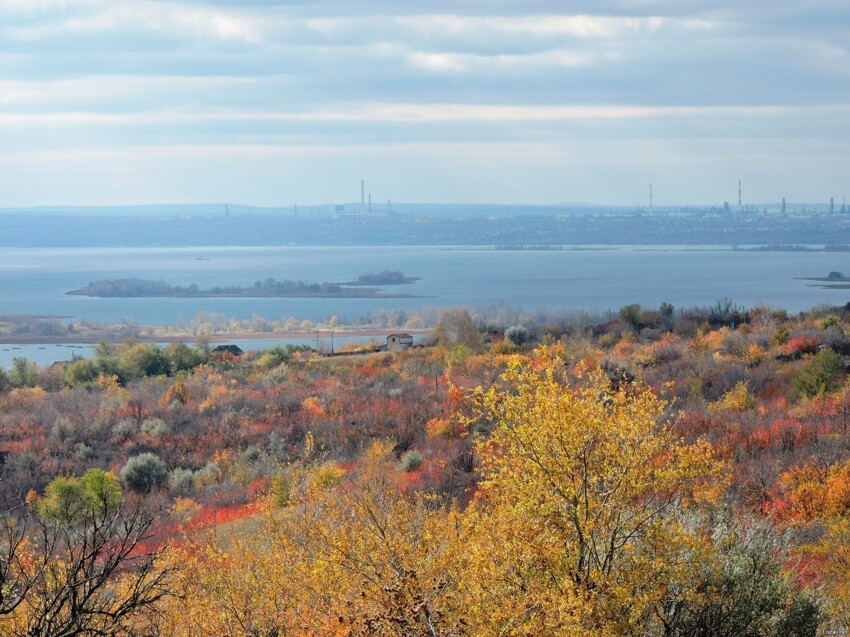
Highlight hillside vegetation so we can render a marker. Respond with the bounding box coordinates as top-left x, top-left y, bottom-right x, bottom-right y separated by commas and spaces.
1, 302, 849, 634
